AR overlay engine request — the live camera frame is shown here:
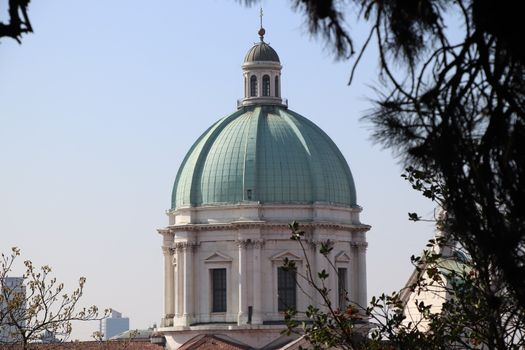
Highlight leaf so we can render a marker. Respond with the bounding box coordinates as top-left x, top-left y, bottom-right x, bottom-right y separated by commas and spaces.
408, 212, 421, 221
